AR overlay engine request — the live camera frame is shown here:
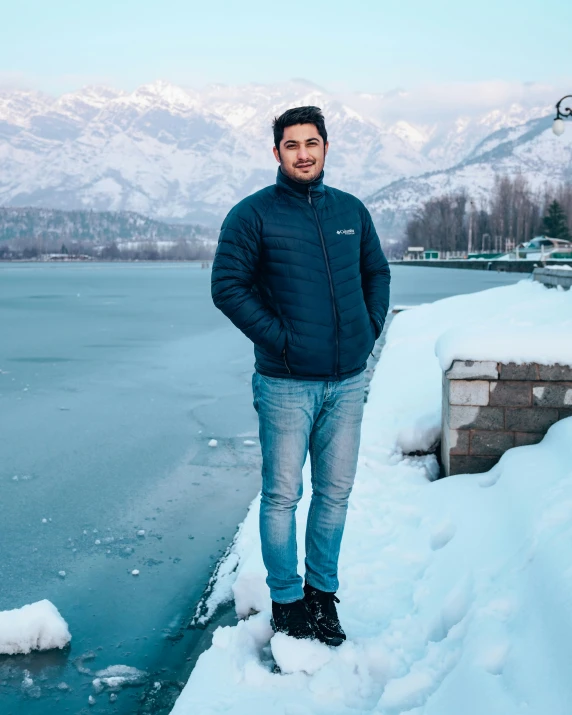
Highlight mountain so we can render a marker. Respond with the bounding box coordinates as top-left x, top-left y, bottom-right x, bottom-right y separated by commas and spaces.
366, 115, 572, 238
0, 80, 559, 232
